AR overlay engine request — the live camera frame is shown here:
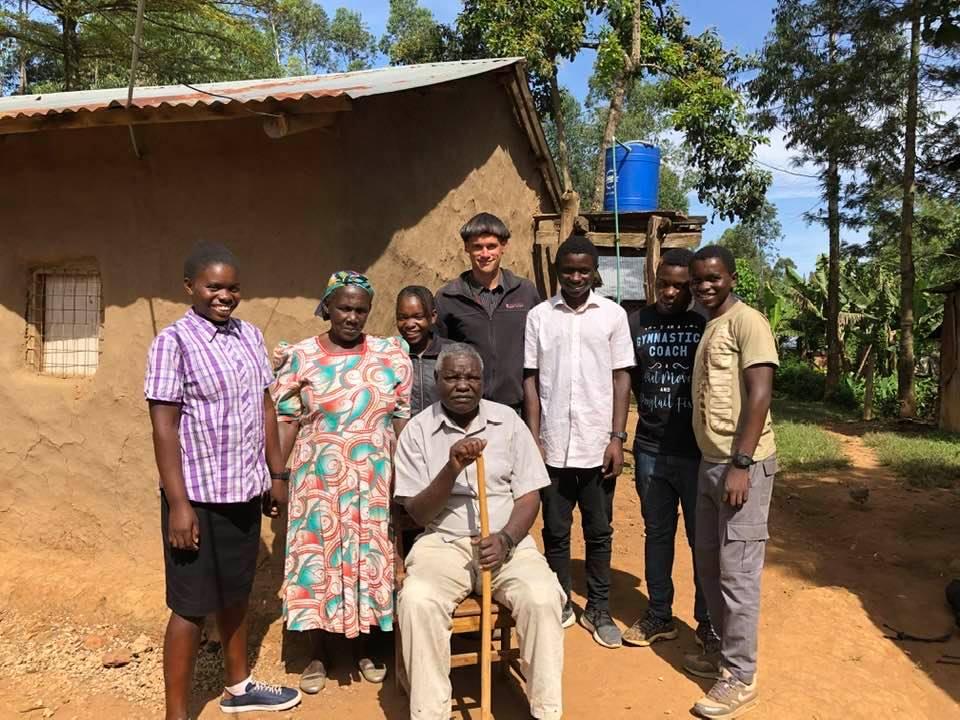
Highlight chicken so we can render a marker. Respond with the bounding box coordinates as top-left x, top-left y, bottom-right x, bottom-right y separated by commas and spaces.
849, 486, 870, 506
